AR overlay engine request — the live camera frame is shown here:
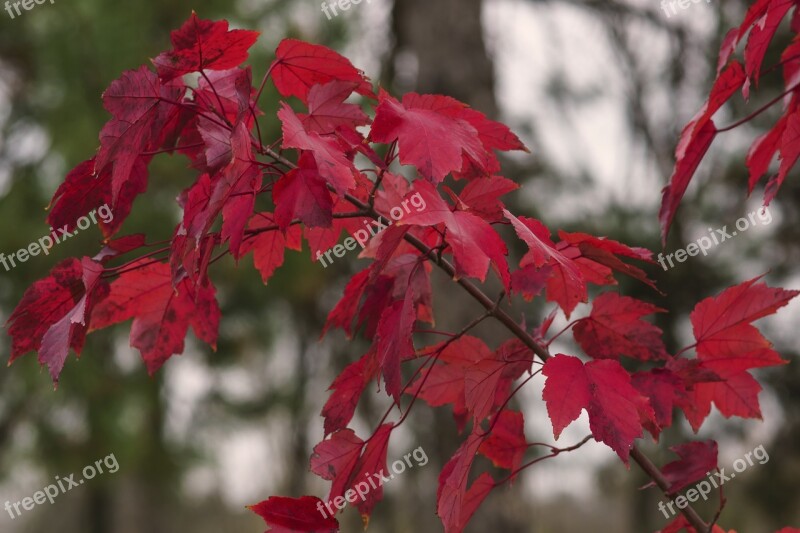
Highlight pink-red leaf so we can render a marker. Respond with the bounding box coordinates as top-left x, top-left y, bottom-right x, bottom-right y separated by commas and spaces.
278, 103, 357, 195
437, 429, 495, 533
